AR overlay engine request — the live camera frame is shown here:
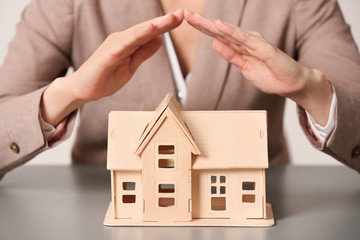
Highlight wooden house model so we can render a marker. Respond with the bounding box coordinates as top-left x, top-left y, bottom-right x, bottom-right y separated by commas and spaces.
104, 94, 274, 226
